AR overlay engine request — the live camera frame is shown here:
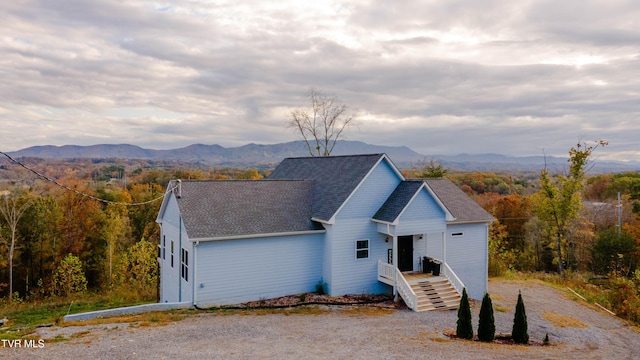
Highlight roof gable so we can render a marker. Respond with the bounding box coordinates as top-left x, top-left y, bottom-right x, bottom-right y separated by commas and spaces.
269, 154, 399, 221
169, 180, 320, 239
423, 178, 494, 224
372, 180, 425, 223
